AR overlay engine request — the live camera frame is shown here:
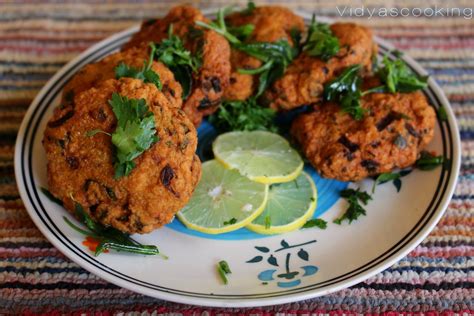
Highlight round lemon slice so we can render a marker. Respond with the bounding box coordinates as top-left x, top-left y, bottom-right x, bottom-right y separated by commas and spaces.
212, 131, 303, 184
177, 160, 269, 234
246, 171, 317, 235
